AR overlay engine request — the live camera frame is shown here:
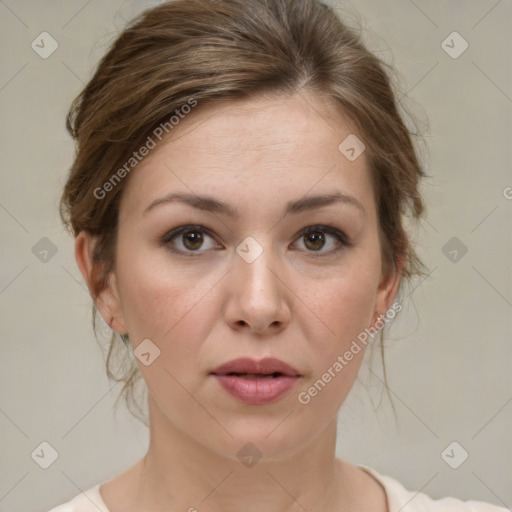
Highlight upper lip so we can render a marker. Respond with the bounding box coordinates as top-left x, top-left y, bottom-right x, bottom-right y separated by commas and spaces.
211, 357, 301, 377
